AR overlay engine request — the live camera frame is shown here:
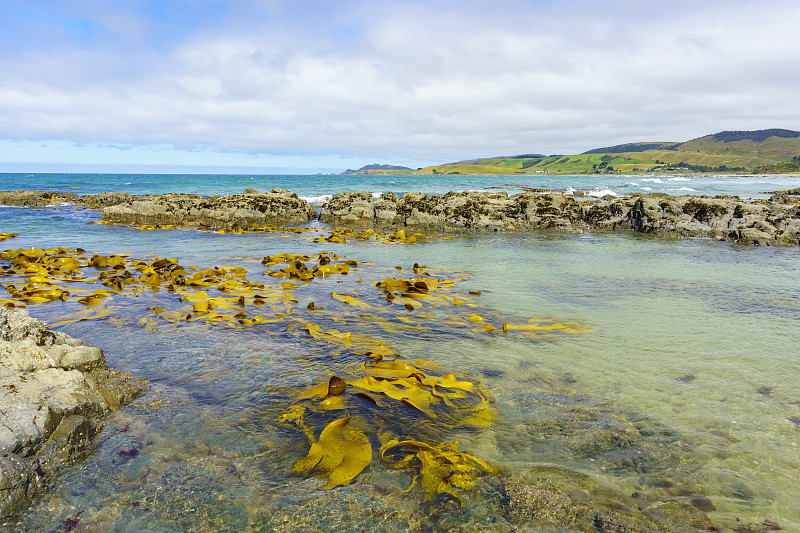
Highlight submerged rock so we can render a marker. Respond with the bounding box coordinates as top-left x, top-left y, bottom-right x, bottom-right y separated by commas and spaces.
0, 309, 146, 517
